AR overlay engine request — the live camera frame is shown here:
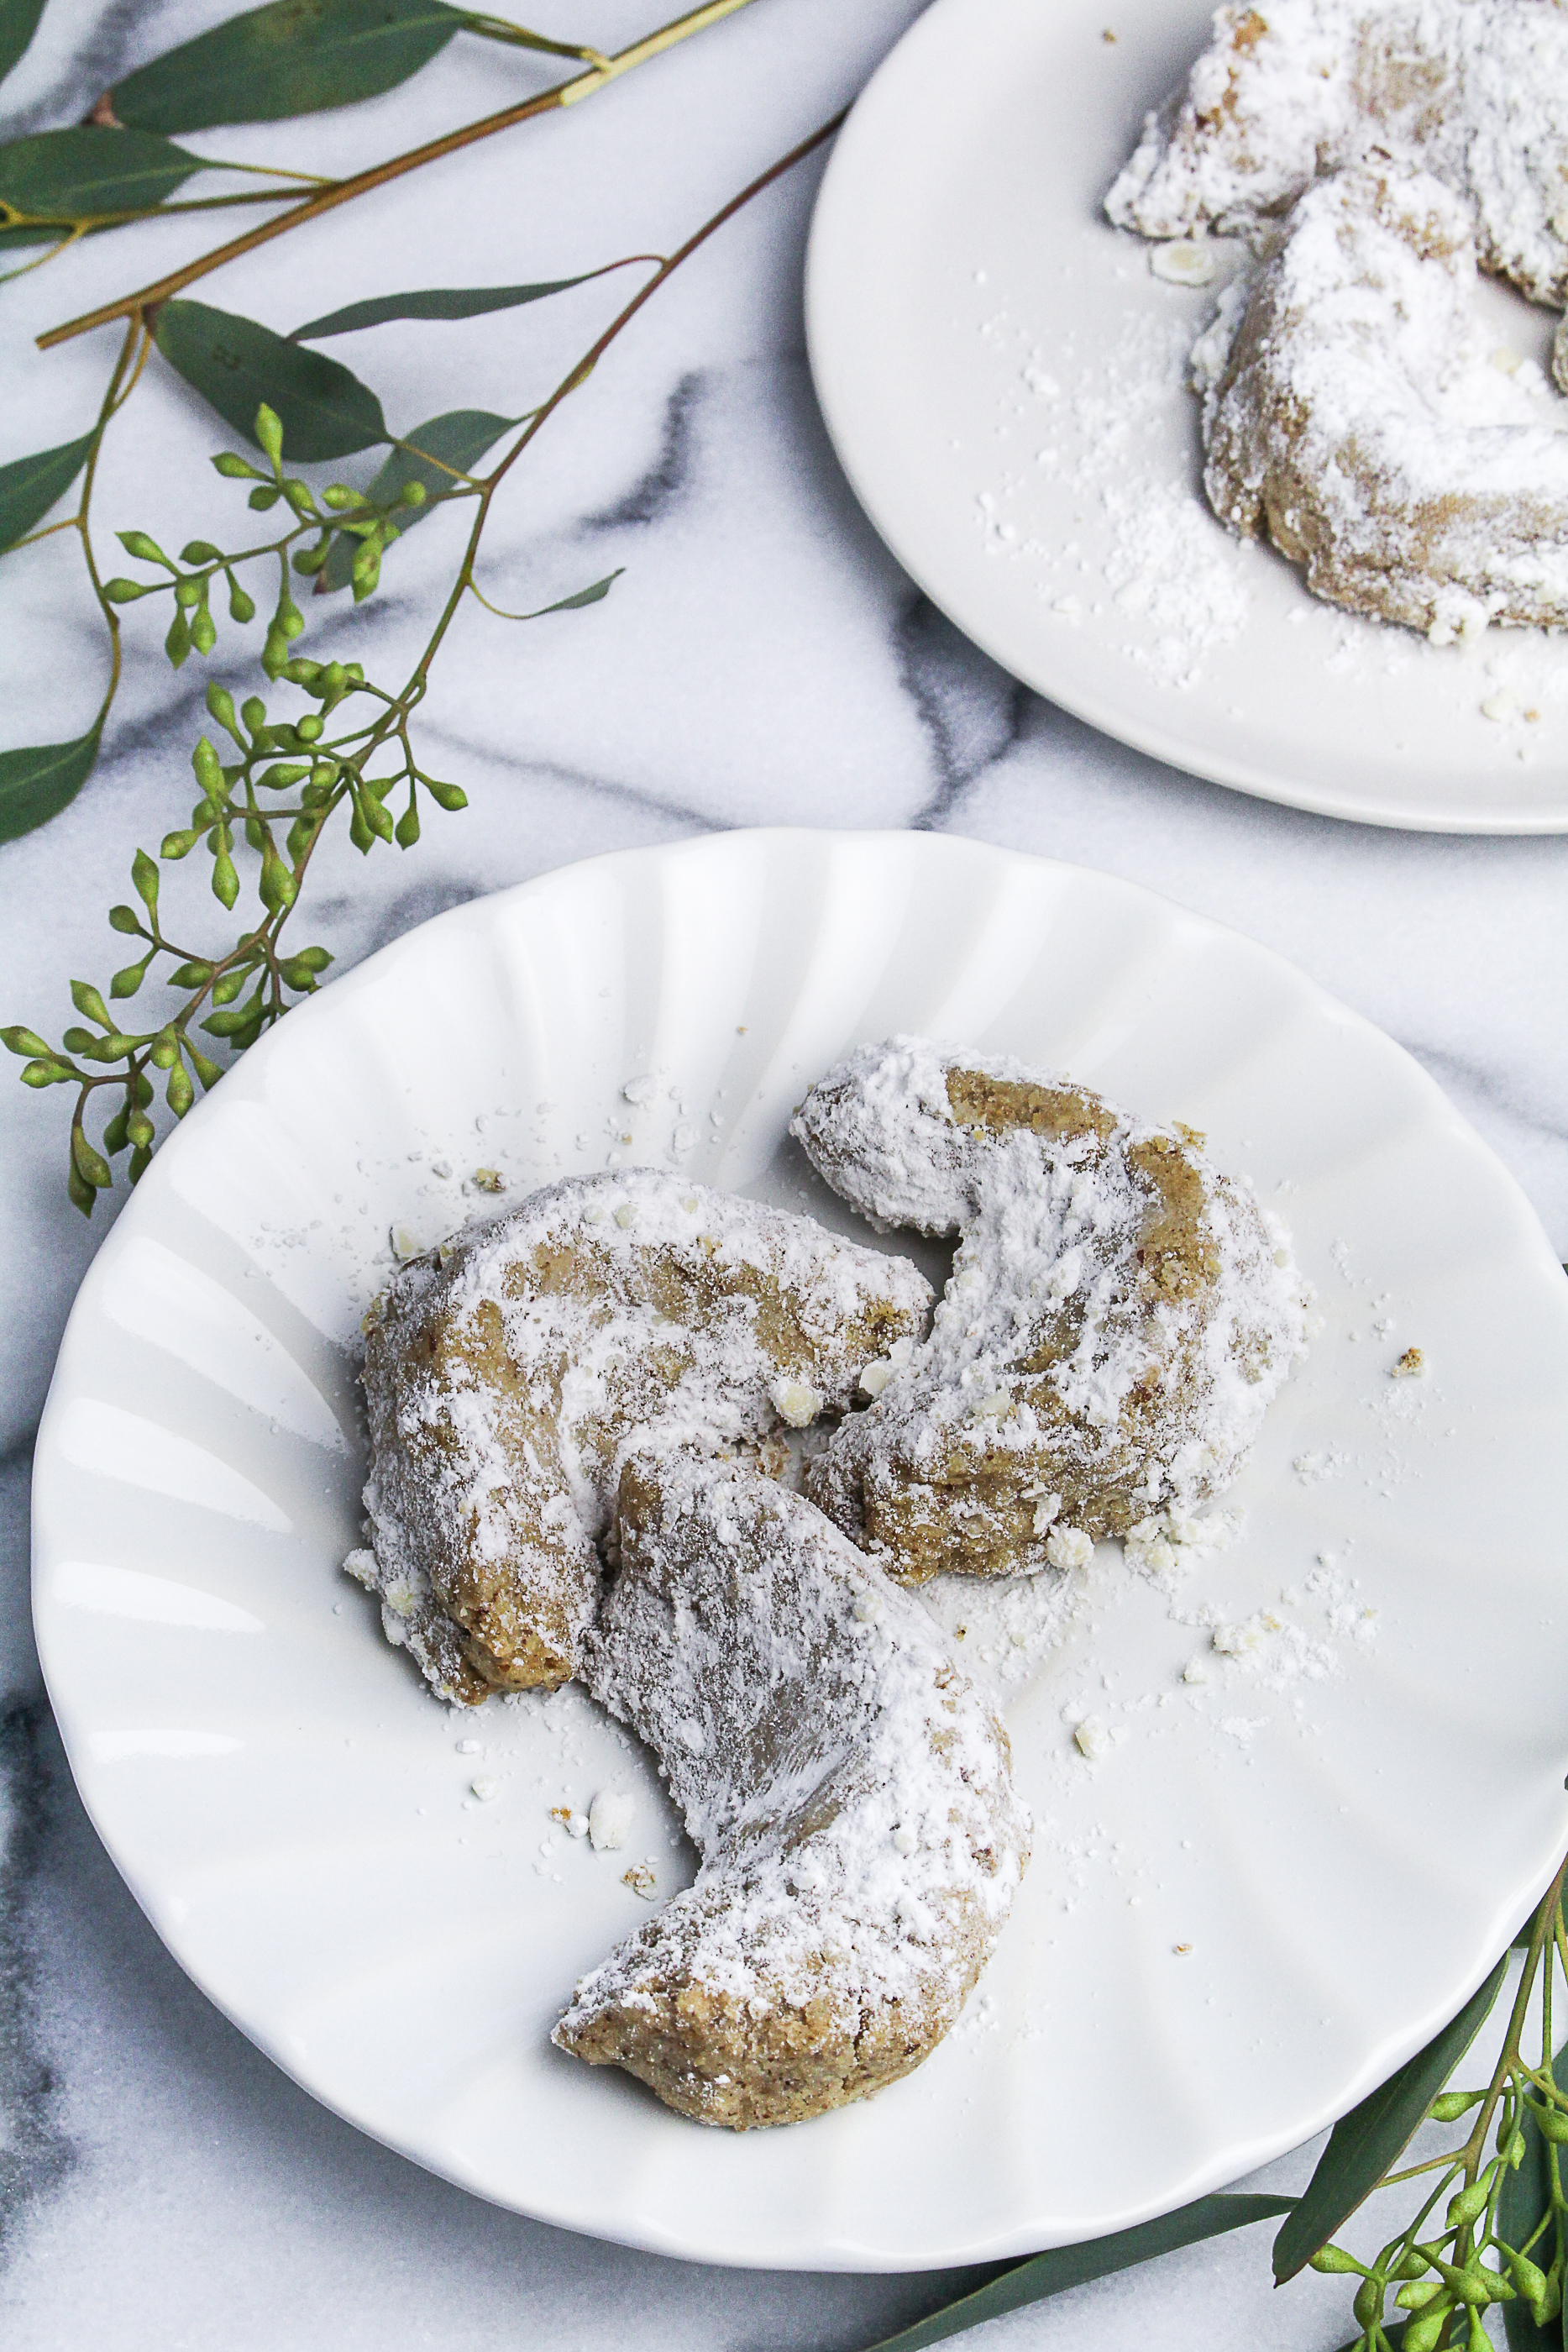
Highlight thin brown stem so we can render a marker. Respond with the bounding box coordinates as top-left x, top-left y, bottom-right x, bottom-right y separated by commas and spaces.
309, 116, 843, 818
1466, 1854, 1568, 2181
480, 108, 847, 501
4, 516, 80, 553
74, 318, 143, 734
37, 0, 759, 350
